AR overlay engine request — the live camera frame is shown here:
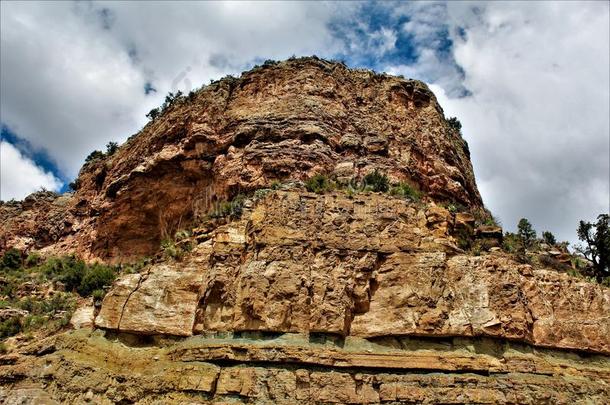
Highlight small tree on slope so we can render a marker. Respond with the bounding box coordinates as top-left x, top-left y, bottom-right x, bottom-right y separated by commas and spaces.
576, 214, 610, 282
517, 218, 536, 249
